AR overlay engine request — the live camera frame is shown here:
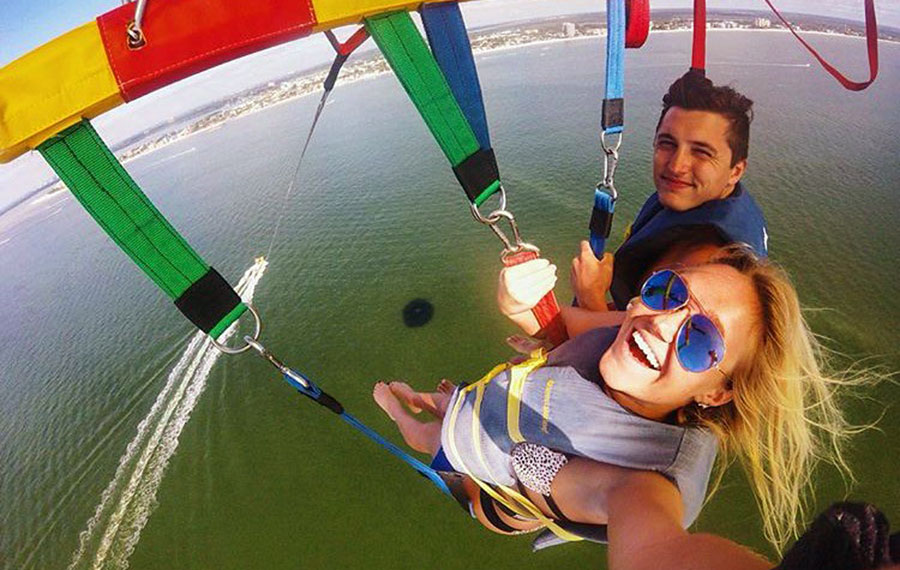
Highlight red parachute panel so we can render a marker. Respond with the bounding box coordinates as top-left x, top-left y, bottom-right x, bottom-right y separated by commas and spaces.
97, 0, 317, 101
